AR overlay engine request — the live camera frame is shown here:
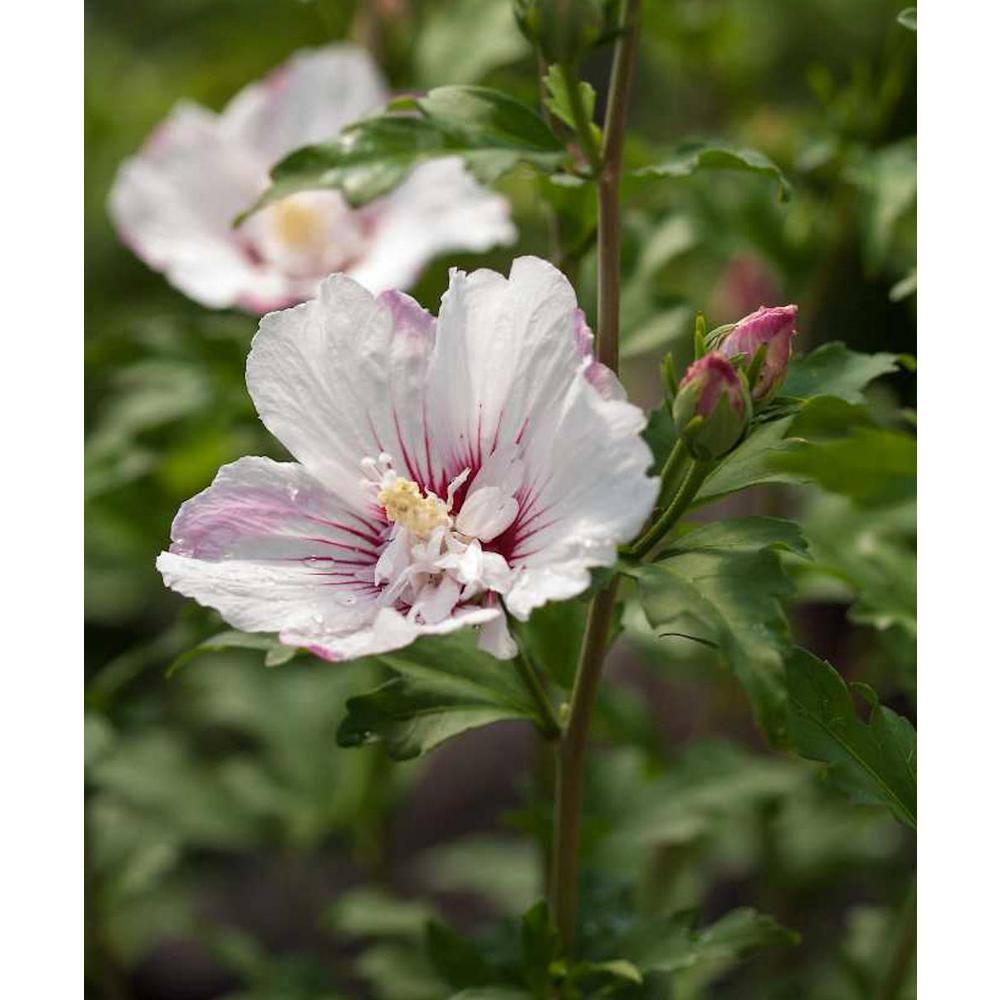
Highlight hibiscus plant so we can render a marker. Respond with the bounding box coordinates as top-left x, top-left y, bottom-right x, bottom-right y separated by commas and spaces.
92, 2, 916, 998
